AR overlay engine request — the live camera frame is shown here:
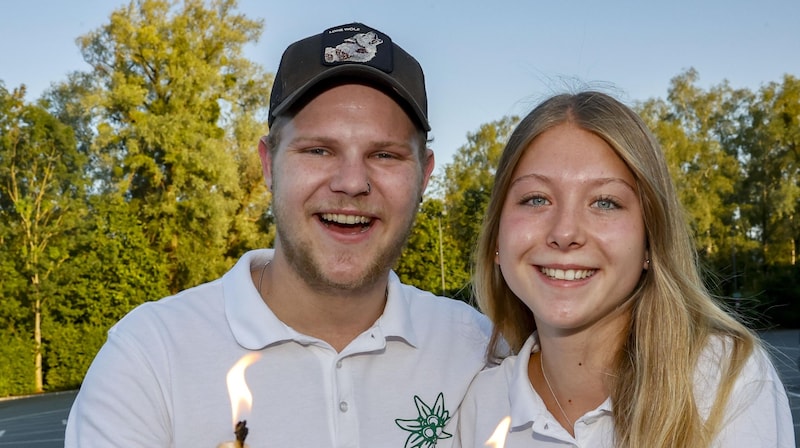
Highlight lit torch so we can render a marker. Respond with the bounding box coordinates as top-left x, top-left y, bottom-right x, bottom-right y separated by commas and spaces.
217, 353, 260, 448
485, 416, 511, 448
